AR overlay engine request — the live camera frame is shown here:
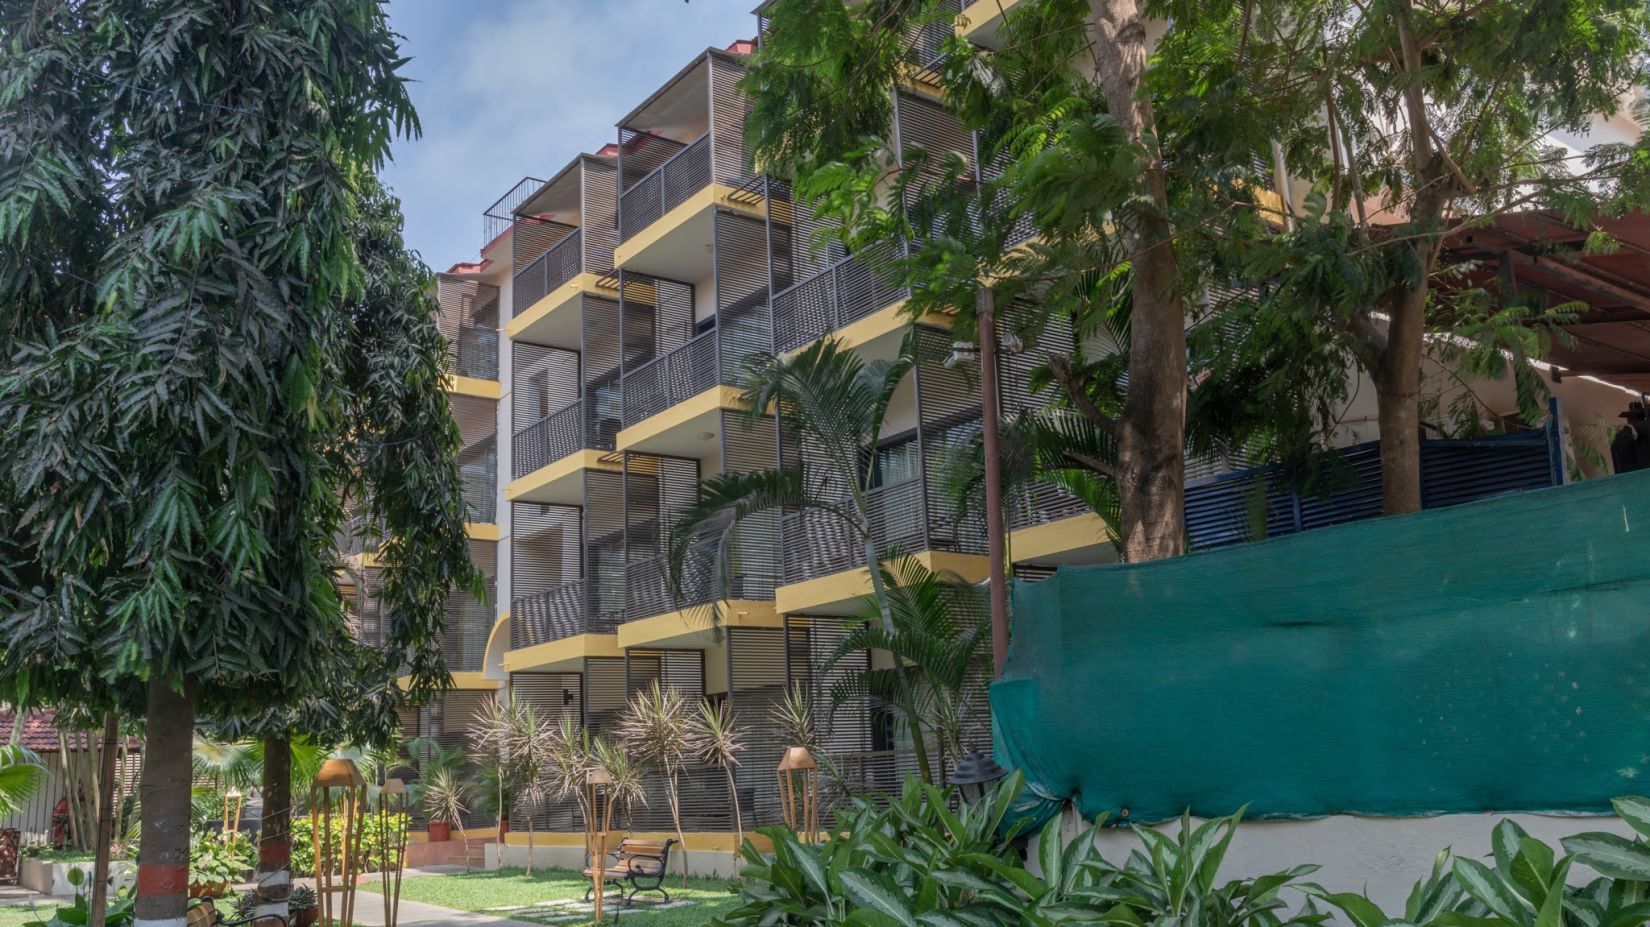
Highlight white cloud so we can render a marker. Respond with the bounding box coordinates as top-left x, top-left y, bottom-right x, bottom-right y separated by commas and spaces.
383, 0, 757, 269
